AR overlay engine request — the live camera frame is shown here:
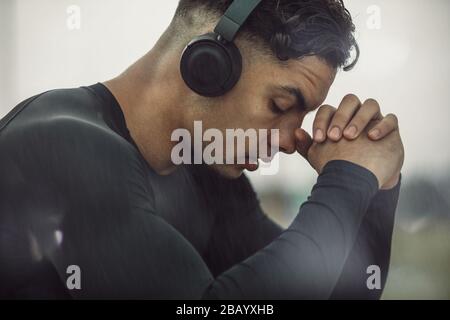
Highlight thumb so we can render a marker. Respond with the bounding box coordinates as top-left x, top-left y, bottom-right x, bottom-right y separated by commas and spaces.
295, 128, 313, 160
